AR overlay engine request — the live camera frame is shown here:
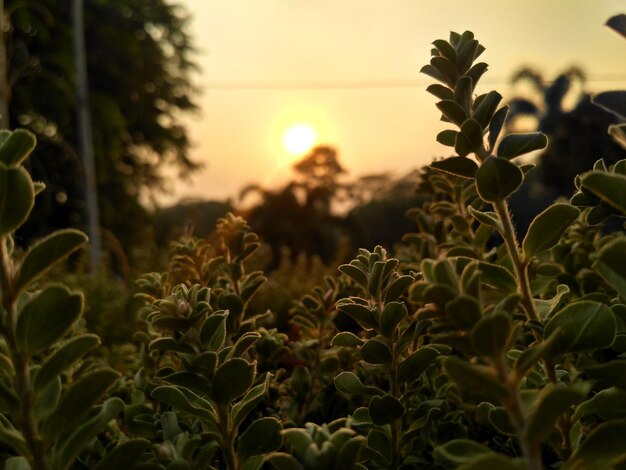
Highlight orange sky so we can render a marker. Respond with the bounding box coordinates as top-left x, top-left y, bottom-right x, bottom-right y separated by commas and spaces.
164, 0, 626, 205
